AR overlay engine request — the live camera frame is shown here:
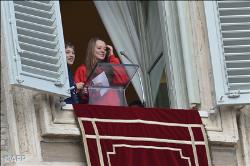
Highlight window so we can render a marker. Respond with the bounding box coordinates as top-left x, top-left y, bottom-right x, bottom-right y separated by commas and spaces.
204, 1, 250, 105
2, 1, 70, 97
